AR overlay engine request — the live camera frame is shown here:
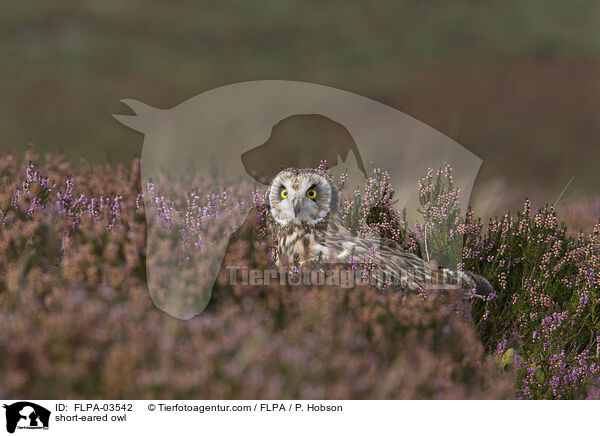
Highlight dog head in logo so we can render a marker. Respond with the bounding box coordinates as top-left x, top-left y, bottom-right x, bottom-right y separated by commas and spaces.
3, 402, 50, 434
114, 80, 481, 319
240, 113, 367, 185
